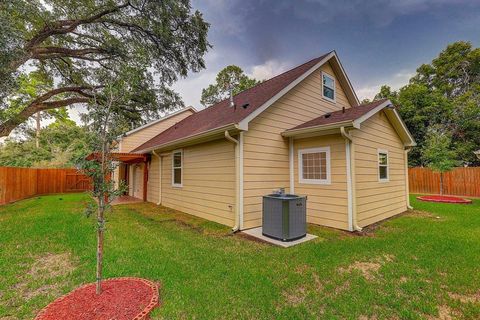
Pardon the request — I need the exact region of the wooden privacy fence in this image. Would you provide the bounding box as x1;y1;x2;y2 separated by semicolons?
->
409;167;480;197
0;167;92;205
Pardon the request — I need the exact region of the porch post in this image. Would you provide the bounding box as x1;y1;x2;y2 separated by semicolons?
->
143;161;148;201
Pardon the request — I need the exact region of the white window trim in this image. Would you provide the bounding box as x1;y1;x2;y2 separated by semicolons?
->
378;148;389;182
321;71;336;103
298;147;331;185
172;149;183;187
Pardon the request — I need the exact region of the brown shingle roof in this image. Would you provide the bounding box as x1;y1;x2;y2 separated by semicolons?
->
132;52;332;152
287;99;389;131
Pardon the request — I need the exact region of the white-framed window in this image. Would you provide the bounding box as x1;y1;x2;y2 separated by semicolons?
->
378;149;389;182
298;147;331;184
172;149;183;187
322;71;336;102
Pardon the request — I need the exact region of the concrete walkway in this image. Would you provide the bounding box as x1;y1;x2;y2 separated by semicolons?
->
111;195;143;205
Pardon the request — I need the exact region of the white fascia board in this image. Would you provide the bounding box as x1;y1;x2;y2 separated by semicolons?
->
352;100;392;127
351;99;416;147
133;123;240;154
387;109;417;147
281;120;354;137
330;52;360;106
238;52;336;129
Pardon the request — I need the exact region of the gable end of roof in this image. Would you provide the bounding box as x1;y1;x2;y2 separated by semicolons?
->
120;106;196;139
132;51;362;153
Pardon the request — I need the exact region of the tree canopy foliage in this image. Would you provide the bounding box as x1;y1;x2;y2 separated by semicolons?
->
0;118;92;167
0;0;210;137
372;41;480;166
422;125;459;173
200;65;260;107
422;126;459;195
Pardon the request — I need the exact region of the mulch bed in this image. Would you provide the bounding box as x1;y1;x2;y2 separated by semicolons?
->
35;277;159;320
417;195;472;204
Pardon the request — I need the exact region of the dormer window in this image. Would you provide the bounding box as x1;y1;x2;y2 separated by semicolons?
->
322;72;336;102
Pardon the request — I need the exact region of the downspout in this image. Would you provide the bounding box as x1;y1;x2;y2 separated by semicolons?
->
289;137;295;194
404;147;413;210
225;130;242;232
340;127;362;232
152;150;162;205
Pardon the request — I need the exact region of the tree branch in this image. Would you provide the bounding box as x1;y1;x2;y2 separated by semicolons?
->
10;3;130;70
30;86;97;105
31;46;117;61
0;96;90;137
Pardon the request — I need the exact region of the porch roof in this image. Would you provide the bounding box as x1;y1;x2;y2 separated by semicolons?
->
86;152;149;164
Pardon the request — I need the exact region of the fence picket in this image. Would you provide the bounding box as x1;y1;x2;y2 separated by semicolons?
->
409;167;480;197
0;167;92;205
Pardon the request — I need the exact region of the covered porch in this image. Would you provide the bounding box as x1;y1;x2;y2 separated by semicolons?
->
87;152;150;202
112;153;150;202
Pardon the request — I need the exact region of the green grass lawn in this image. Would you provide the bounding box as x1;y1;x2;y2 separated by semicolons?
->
0;194;479;319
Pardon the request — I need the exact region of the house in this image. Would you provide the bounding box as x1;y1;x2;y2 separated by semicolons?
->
112;107;195;200
112;51;416;232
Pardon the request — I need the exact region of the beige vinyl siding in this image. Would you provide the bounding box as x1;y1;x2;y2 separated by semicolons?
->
293;134;349;229
147;156;160;203
160;139;236;226
119;109;194;152
352;111;408;226
242;62;352;229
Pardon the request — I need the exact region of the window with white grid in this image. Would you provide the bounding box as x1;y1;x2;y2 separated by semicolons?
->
378;149;389;182
298;147;331;184
172;149;183;187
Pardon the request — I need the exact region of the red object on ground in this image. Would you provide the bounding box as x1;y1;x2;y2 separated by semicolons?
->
417;195;472;204
35;278;159;320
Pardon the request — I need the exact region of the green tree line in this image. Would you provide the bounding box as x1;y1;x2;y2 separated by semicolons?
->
368;41;480;167
0;118;92;168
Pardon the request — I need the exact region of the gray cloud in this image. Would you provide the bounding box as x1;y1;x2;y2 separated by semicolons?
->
280;0;479;26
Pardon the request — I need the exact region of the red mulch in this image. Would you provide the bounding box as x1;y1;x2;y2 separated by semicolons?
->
417;195;472;204
35;278;159;320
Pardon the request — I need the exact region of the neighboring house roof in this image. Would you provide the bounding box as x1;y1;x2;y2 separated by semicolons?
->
283;99;416;147
120;106;196;138
132;51;359;153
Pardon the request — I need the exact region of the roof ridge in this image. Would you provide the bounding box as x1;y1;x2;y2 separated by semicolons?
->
328;98;387;113
201;51;332;110
131;52;336;153
244;52;332;90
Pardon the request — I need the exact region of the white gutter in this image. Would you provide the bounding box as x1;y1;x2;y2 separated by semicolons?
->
289;137;295;194
224;130;242;232
404;147;413;210
282;120;354;138
152;150;162;205
340;127;362;232
135;123;239;154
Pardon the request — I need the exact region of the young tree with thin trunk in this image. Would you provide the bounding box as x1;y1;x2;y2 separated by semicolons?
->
422;126;459;195
79;79;130;294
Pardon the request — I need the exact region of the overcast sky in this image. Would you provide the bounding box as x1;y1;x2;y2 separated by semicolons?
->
32;0;480;129
170;0;480;109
